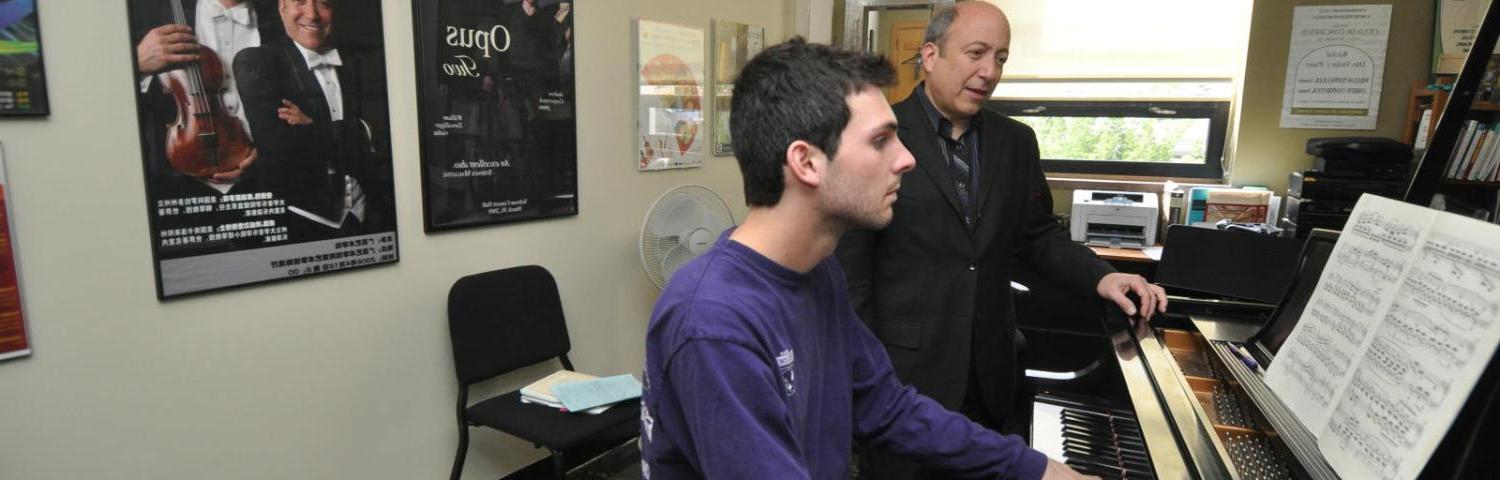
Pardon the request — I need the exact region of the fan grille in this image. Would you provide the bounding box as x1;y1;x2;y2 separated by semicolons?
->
640;185;735;289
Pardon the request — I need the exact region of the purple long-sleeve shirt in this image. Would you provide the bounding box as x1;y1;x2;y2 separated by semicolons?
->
641;233;1047;479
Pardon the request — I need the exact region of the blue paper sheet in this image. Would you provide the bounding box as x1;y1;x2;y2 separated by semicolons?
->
553;374;642;412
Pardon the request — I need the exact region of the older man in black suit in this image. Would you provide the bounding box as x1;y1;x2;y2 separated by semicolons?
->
233;0;388;241
838;3;1167;479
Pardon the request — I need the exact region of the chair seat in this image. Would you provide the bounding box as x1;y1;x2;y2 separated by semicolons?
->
467;390;640;450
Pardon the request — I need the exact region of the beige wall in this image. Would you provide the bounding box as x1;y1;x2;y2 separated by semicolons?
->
1232;0;1434;193
0;0;781;478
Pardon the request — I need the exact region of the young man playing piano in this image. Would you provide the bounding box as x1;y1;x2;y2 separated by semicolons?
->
640;38;1094;480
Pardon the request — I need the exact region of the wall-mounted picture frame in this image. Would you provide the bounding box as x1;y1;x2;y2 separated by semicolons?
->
0;144;30;362
637;18;705;171
413;0;578;231
710;20;764;156
126;0;400;298
0;0;50;116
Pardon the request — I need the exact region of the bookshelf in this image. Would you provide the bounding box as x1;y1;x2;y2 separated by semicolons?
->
1407;0;1500;223
1404;81;1450;148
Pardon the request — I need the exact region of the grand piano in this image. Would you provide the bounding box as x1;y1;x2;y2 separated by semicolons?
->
1022;224;1500;479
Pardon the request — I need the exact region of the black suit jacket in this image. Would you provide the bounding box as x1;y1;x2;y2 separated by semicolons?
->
836;89;1113;418
233;39;385;230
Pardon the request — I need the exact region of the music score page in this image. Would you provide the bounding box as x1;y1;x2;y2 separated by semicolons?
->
1264;194;1500;480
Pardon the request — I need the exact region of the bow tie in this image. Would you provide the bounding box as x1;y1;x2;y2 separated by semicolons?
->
305;49;343;69
209;3;252;26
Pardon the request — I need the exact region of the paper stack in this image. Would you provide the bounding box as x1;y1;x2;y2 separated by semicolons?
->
519;370;612;415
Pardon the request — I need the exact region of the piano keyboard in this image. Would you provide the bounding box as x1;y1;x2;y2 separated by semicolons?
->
1032;395;1155;479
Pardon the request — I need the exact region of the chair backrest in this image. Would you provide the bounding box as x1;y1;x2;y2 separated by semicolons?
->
448;265;572;386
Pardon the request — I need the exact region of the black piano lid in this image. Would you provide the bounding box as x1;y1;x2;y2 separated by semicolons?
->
1245;228;1340;368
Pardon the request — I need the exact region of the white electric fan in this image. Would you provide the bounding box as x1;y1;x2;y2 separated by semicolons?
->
639;185;736;289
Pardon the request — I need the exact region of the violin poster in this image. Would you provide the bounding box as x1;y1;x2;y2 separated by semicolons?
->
0;0;49;116
413;0;578;231
0;145;30;362
126;0;399;298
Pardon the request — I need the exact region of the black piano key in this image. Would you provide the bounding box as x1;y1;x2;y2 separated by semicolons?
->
1061;410;1143;433
1063;435;1149;458
1060;426;1148;451
1059;422;1147;445
1058;415;1142;434
1062;442;1152;470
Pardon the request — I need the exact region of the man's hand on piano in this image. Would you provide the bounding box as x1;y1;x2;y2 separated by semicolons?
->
1096;273;1167;320
1042;458;1100;480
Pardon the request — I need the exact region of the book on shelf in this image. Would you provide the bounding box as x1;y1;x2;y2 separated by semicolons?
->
1414;108;1433;150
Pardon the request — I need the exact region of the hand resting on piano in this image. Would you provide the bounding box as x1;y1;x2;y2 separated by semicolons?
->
1044;458;1101;479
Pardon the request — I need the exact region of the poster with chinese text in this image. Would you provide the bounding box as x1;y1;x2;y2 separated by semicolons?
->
414;0;578;231
0;0;49;115
127;0;399;298
637;19;705;171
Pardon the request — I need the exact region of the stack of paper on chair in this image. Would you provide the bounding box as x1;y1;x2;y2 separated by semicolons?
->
519;370;612;414
553;374;643;413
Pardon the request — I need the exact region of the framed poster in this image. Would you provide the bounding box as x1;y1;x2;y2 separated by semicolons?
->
0;145;29;362
0;0;49;116
637;19;705;171
1279;4;1392;130
126;0;399;298
414;0;578;231
711;20;764;156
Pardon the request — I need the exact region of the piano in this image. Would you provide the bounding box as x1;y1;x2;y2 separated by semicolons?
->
1024;227;1500;479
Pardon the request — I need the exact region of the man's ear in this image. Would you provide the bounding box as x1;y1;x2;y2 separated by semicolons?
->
920;42;940;75
784;139;826;189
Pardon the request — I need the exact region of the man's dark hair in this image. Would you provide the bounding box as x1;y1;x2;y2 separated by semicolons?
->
923;6;958;52
730;37;895;207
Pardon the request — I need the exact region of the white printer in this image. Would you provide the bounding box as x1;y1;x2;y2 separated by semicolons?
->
1070;190;1159;249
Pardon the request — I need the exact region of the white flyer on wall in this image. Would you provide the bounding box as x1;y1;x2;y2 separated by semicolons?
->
1279;4;1391;130
636;19;706;171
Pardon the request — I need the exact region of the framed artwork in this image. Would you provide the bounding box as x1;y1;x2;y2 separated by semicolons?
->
126;0;399;298
413;0;578;231
0;0;49;116
637;19;705;171
0;144;29;362
710;20;764;156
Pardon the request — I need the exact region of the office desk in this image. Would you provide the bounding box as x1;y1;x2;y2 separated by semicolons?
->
1089;245;1160;281
1089;246;1156;264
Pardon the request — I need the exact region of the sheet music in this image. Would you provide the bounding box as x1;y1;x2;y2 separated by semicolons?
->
1265;195;1433;431
1266;194;1500;480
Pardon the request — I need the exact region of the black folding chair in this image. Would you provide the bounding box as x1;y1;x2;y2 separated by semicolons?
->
447;265;639;480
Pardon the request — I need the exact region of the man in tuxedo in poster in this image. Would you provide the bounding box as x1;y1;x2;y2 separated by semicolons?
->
233;0;390;241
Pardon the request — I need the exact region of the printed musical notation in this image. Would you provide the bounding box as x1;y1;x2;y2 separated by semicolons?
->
1321;272;1381;315
1335;245;1404;283
1269;194;1500;480
1277;347;1335;407
1309;299;1367;345
1348;210;1421;252
1385;305;1477;370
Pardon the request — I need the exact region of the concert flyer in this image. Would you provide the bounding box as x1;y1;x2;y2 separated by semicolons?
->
414;0;578;231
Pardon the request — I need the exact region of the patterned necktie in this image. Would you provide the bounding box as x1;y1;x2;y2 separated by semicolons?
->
949;137;973;225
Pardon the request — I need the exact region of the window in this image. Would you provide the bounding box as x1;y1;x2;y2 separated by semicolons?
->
989;0;1253;179
988;99;1229;178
